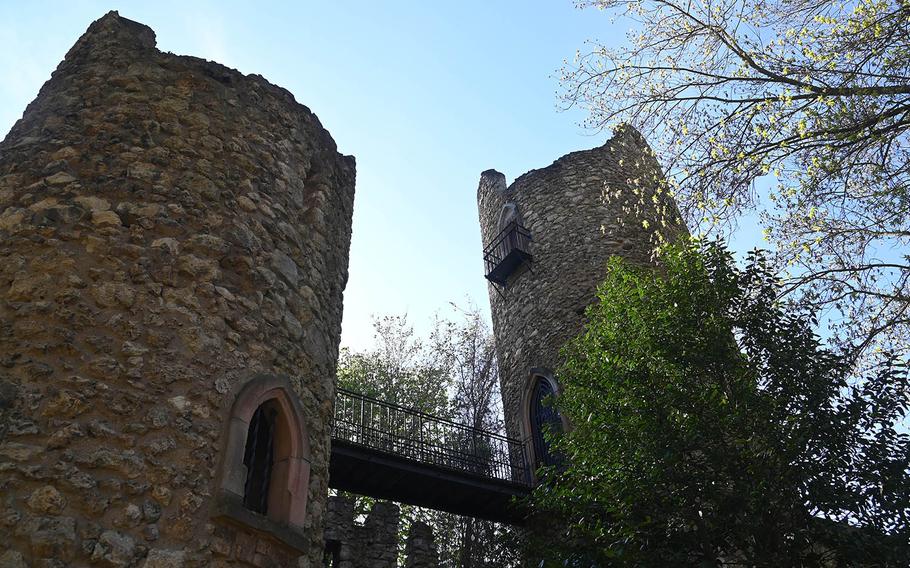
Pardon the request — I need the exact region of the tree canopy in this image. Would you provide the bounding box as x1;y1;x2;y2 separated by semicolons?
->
531;242;910;566
560;0;910;359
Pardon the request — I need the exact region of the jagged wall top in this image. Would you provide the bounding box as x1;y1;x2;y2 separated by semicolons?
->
477;124;653;200
66;10;157;58
4;11;349;165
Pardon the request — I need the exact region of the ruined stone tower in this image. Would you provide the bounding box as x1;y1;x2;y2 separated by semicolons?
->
0;12;354;567
477;126;685;474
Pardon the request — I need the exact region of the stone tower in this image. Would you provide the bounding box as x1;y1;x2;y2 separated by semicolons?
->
0;12;354;567
476;126;685;474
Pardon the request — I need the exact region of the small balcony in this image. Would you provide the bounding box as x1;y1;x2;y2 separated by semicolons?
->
483;221;532;286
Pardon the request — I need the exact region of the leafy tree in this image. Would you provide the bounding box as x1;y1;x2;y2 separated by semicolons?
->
338;314;450;416
532;241;910;566
560;0;910;360
431;307;521;568
338;310;521;567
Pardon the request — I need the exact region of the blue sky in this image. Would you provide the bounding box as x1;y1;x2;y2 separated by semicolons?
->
0;1;761;351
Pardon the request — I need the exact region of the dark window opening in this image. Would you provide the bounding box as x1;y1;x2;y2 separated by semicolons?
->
530;376;563;468
323;540;341;568
243;402;278;514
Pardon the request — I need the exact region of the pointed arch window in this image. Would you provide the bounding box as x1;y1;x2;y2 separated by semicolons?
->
497;202;521;234
215;374;311;553
242;402;278;514
529;374;563;469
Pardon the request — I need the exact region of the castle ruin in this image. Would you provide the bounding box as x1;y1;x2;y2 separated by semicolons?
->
0;10;687;568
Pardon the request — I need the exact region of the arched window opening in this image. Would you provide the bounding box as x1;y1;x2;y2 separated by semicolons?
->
242;401;278;514
217;374;311;537
529;375;563;469
496;203;523;257
497;202;521;232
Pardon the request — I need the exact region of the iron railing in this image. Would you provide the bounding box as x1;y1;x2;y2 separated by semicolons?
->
332;388;532;486
483;221;532;284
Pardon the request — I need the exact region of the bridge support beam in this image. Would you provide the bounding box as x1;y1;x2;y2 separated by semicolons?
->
329;440;529;525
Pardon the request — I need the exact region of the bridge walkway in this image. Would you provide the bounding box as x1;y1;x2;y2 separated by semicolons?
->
328;389;532;524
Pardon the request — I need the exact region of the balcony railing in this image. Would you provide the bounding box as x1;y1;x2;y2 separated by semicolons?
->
483;221;532;286
332;388;532;487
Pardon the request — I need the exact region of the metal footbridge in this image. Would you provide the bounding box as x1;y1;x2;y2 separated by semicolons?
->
328;389;532;524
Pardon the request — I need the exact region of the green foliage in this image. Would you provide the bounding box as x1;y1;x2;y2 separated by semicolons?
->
338;314;451;417
531;241;910;566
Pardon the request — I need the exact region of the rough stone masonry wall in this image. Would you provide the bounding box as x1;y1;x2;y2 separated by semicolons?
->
403;522;439;568
323;497;439;568
323;497;397;568
477;125;686;449
0;11;354;568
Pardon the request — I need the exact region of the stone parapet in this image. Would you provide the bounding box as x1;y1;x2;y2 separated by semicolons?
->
323;497;440;568
404;522;439;568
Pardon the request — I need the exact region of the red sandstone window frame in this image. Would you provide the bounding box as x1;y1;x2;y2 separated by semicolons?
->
215;374;311;535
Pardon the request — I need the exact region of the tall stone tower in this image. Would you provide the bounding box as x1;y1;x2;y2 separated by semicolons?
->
0;12;354;567
476;126;685;475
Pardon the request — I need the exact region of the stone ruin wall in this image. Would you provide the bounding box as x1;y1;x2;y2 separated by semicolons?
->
324;497;396;568
401;523;438;568
0;11;354;567
476;126;687;448
323;497;439;568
